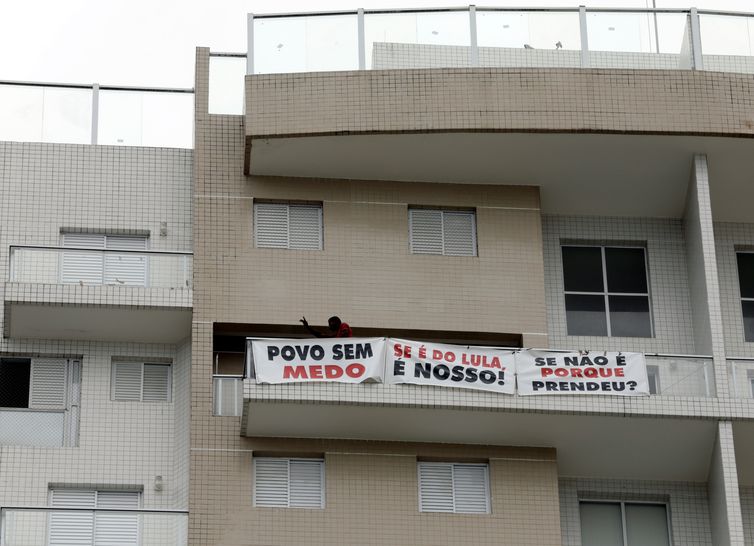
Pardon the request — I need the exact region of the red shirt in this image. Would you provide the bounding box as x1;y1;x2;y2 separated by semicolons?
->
337;322;353;337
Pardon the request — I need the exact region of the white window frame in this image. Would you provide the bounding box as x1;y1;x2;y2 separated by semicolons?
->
736;251;754;342
562;244;654;337
48;488;142;546
579;499;672;546
409;208;477;257
253;203;323;250
417;462;490;514
253;457;325;509
111;362;172;403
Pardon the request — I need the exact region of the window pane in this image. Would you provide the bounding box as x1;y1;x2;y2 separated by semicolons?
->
580;502;624;546
742;301;754;342
565;294;607;336
606;248;648;294
737;253;754;298
609;295;652;337
0;359;31;408
625;504;670;546
562;247;604;292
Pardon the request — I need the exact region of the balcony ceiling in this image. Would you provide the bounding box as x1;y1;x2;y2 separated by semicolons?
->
249;132;754;221
244;401;717;482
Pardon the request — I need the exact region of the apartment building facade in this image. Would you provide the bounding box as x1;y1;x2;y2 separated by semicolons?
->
3;5;754;546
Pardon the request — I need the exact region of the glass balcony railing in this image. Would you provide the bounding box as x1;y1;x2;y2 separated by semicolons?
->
644;354;714;397
728;359;754;399
1;507;187;546
8;246;192;290
0;82;193;148
245;6;754;76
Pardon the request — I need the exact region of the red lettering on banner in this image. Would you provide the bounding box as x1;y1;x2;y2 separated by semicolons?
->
346;363;365;378
283;366;308;379
282;364;367;380
540;367;625;379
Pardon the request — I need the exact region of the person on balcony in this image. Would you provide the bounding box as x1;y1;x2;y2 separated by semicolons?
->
300;316;353;338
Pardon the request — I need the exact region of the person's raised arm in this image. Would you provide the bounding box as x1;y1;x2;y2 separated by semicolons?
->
300;316;334;338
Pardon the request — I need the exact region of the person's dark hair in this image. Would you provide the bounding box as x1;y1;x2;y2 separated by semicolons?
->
327;316;342;331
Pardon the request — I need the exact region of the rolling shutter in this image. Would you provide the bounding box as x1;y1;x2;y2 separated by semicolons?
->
254;458;290;507
112;362;142;401
255;203;289;249
443;212;476;256
409;209;444;255
288;206;322;250
103;236;147;286
418;463;454;512
254;458;325;508
62;233;105;284
418;462;489;514
142;364;170;402
50;489;96;546
452;464;490;514
289;459;325;508
94;491;140;546
255;203;322;250
29;358;67;409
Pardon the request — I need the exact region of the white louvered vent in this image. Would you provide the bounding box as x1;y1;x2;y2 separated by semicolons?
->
113;362;171;402
409;209;476;256
254;458;324;509
142;363;171;402
62;233;106;285
255;203;322;250
29;359;67;409
112;362;142;401
418;462;489;514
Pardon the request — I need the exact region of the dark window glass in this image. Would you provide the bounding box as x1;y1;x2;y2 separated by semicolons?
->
737;253;754;298
0;359;31;408
609;296;652;337
742;301;754;342
605;248;648;294
565;294;607;336
562;247;604;292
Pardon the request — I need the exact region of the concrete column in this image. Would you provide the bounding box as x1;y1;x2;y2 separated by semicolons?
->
683;154;729;397
708;421;745;546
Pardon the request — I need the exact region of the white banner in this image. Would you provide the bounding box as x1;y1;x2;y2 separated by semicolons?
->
515;350;649;396
252;338;386;384
386;339;515;394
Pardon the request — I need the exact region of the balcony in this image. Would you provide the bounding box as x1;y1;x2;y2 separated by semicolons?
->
239;350;718;483
4;246;192;343
0;507;187;546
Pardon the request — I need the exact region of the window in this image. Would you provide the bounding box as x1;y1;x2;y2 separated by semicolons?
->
409;209;477;256
62;233;148;286
253;458;324;508
0;358;80;447
254;203;322;250
417;462;490;514
579;501;670;546
736;252;754;341
49;489;140;546
562;246;652;337
212;335;246;416
112;362;171;402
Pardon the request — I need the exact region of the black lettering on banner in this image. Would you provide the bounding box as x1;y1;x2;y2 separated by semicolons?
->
393;360;405;376
433;364;450;380
355;344;373;359
415;362;431;379
465;368;478;382
451;366;464;382
332;345;343;360
479;370;495;384
267;346;280;360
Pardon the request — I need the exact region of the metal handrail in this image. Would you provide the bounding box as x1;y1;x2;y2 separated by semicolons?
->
9;245;192;256
0;80;193;94
250;6;754;19
2;506;188;514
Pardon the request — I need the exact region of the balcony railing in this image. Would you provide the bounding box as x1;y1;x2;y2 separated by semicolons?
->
241;347;715;399
8;246;192;290
728;358;754;399
0;507;187;546
0;81;193;148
